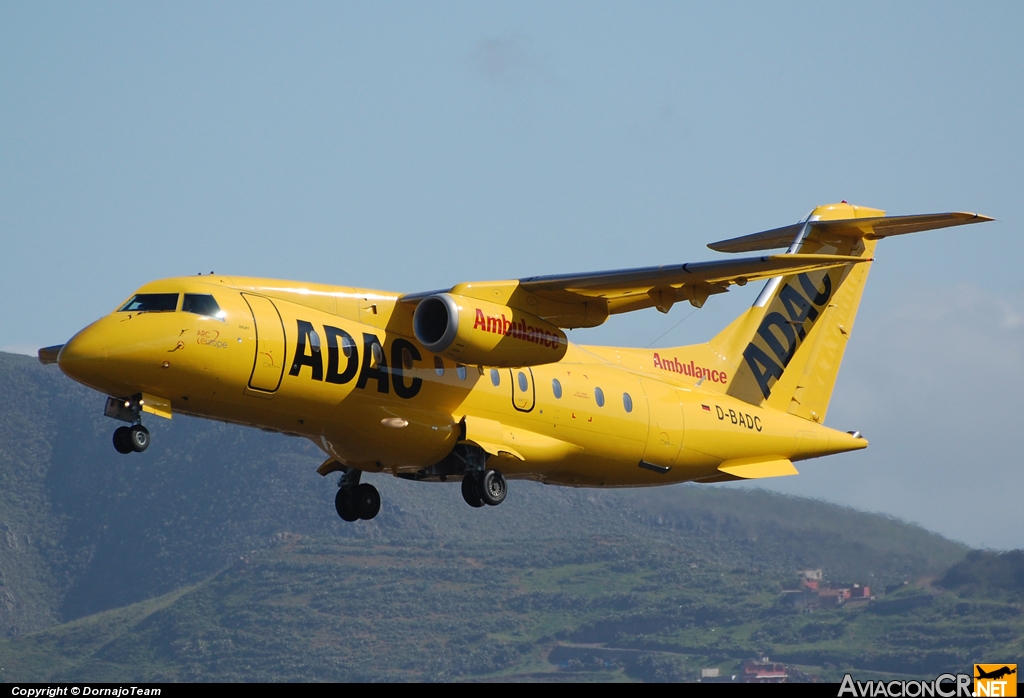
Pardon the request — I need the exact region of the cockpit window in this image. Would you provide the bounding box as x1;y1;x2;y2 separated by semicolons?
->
119;293;179;312
182;294;225;320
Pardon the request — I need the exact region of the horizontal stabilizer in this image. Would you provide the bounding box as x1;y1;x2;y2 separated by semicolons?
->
38;345;64;365
709;212;993;254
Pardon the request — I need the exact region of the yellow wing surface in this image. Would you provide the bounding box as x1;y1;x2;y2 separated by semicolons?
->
401;252;867;329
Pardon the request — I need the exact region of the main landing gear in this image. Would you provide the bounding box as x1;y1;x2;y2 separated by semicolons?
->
461;469;507;508
334;468;380;522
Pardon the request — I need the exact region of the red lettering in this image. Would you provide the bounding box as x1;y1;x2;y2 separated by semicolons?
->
474;308;486;330
650;355;731;382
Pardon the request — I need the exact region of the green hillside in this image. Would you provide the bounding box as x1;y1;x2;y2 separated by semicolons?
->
1;350;1018;682
1;535;1019;682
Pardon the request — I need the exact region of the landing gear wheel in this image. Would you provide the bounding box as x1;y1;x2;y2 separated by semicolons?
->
129;425;150;453
480;469;506;506
335;488;359;522
461;474;485;508
354;483;381;520
113;426;133;454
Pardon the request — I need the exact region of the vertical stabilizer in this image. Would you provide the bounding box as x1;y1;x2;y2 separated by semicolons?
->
707;203;881;422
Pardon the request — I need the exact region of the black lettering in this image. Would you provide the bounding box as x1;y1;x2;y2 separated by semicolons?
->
324;325;358;385
778;284;819;340
716;405;725;420
289;320;323;381
357;333;389;393
754;416;762;432
743;343;784;399
729;409;737;424
797;271;832;306
390;338;422;399
757;312;798;365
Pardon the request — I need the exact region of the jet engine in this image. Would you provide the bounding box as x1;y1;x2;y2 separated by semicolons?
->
412;293;568;367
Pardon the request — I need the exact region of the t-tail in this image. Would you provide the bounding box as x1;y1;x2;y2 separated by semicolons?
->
699;202;992;423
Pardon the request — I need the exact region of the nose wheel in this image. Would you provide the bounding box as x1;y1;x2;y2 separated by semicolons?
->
106;395;150;455
113;424;150;454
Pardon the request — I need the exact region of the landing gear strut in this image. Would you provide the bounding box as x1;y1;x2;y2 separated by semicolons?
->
334;469;380;521
106;396;150;455
461;469;507;508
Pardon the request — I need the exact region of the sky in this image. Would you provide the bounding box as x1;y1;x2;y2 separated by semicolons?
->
2;2;1021;548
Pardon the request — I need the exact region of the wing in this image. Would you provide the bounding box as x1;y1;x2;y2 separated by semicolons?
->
401;252;866;329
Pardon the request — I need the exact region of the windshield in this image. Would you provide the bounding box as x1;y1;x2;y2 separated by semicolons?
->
118;293;179;312
182;293;225;320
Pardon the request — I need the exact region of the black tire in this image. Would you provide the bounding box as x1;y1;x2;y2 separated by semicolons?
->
129;425;150;452
461;474;485;508
480;469;507;506
113;426;133;454
354;483;381;520
335;488;359;522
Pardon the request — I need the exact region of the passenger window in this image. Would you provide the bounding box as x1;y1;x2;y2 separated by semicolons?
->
552;378;562;399
457;364;467;381
623;392;633;413
518;371;528;392
490;369;501;387
182;294;225;320
434;356;445;377
595;387;605;407
119;293;179;312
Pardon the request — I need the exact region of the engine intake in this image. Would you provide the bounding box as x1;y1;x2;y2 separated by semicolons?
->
413;293;567;367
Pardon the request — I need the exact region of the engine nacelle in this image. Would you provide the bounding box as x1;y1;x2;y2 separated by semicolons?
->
413;293;568;367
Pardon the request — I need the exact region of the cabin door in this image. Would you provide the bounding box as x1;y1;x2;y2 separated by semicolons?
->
242;293;287;393
639;378;685;471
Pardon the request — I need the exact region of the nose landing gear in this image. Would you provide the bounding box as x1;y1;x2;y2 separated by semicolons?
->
112;424;150;454
106;395;150;455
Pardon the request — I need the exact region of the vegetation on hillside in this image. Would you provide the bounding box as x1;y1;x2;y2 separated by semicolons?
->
1;351;1017;682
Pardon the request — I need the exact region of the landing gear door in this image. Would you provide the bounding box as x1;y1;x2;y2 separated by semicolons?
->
242;293;287;393
510;368;536;412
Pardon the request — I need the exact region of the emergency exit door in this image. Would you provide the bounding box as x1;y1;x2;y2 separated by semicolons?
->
510;368;536;412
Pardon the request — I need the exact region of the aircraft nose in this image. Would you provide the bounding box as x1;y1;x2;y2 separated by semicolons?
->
58;323;109;388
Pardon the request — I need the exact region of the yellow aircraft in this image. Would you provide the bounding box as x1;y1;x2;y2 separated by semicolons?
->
38;203;991;522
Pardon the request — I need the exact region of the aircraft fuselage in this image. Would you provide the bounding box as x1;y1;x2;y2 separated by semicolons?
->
57;274;865;489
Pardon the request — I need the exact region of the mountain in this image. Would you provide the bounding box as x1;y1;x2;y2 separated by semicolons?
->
3;351;1018;682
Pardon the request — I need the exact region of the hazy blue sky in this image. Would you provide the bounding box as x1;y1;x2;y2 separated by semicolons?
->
2;3;1021;547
